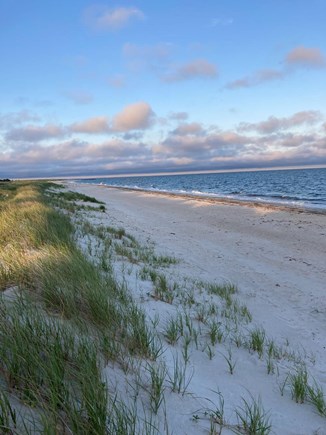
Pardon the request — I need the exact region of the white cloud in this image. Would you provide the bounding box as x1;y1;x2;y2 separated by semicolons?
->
84;6;144;31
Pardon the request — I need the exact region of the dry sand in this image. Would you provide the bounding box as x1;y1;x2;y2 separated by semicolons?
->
68;182;326;434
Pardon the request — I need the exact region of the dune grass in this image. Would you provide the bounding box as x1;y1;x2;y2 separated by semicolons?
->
0;181;161;432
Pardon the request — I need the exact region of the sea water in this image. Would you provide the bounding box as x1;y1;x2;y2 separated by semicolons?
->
77;168;326;211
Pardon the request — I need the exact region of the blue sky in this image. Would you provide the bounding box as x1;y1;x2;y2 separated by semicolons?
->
1;0;326;178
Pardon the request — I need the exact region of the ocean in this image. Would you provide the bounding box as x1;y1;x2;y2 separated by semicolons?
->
76;167;326;211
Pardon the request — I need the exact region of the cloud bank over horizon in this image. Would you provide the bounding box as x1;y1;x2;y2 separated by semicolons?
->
1;105;325;178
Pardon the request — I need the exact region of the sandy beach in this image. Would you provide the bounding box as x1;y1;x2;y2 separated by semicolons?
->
67;182;326;434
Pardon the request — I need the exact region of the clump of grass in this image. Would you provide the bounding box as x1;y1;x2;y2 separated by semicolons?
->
0;388;18;433
164;314;183;345
208;320;223;346
125;305;162;360
207;283;237;301
195;305;210;324
167;355;193;395
54;190;105;204
193;391;225;434
249;327;266;358
137;248;178;268
107;226;126;239
147;363;167;414
207;392;225;434
221;348;237;375
235;395;272;435
152;274;175;304
307;381;326;416
289;366;308;404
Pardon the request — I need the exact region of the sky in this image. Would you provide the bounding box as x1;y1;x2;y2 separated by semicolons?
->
1;0;326;178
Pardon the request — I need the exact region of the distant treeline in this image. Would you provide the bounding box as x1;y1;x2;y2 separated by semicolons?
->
0;179;11;182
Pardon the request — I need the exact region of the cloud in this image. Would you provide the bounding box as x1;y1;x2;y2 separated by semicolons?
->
112;102;155;131
0;138;151;177
70;102;155;134
64;91;93;105
238;111;323;134
168;112;189;121
2;106;325;177
0;111;40;129
5;124;66;142
226;68;285;89
211;17;234;27
70;116;110;134
172;122;203;136
163;59;218;82
84;6;144;31
154;129;249;158
226;45;325;90
285;46;325;68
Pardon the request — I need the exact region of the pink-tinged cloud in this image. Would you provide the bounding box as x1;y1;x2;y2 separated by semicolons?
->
112;102;155;131
172;122;203;136
5;124;66;142
69;102;155;134
227;46;325;90
70;116;110;134
226;68;285;89
154;130;250;157
85;6;144;31
163;59;218;82
238;111;322;134
285;46;325;68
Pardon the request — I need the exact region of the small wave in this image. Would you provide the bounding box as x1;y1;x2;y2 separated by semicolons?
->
75;168;326;211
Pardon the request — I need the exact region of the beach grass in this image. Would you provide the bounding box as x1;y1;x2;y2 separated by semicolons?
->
0;181;163;432
1;180;325;433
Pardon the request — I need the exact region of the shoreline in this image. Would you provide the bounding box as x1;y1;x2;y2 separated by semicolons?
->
67;181;326;215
